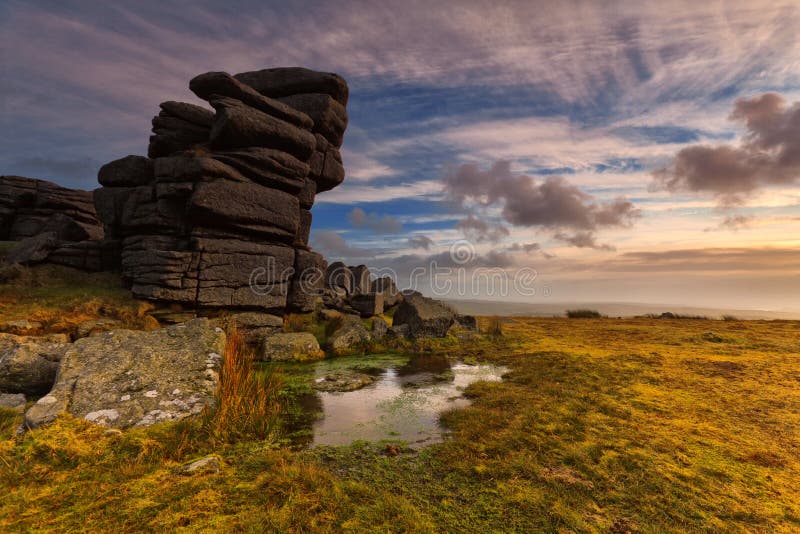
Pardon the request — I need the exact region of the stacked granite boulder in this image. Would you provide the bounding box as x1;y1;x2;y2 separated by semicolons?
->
0;175;117;271
93;68;348;312
323;262;402;318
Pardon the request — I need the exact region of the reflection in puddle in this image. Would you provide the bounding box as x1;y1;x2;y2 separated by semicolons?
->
286;354;506;449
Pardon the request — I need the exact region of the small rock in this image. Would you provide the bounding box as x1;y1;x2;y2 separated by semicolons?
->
0;319;43;336
179;456;221;475
76;318;122;339
0;393;26;412
0;334;69;395
312;371;375;392
261;332;323;361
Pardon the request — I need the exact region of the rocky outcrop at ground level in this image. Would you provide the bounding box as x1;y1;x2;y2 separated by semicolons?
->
24;319;225;430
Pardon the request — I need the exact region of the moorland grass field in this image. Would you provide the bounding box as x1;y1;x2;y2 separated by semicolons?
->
1;266;799;531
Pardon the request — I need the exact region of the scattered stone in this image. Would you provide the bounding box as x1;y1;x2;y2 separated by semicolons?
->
313;371;375;392
261;332;323;361
179;455;222;475
0;319;43;336
387;324;410;340
328;315;371;353
0;393;26;412
371;276;401;307
392;293;456;338
0;334;69;395
318;309;343;322
24;319;226;430
350;293;384;318
349;264;371;295
76;318;122;339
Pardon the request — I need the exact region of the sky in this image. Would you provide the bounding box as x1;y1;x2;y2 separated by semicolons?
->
2;0;800;311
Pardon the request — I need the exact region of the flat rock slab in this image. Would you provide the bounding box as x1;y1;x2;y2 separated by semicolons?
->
25;319;226;430
313;371;375;392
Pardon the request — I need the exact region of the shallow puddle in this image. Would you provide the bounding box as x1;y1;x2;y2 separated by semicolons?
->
279;354;507;449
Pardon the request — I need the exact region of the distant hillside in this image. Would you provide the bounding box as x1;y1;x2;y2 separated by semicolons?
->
445;299;800;320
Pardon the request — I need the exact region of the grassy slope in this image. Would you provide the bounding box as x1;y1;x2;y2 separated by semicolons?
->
1;311;799;531
0;261;157;334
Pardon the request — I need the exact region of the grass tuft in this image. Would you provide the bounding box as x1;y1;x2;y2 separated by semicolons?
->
481;316;504;336
200;327;283;446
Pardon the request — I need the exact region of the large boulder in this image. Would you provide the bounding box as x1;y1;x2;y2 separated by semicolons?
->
287;249;326;312
278;93;347;147
0;334;70;395
148;102;212;159
98;155;154;187
349;293;384;318
326;262;353;294
190;71;313;129
392;294;456;338
328;315;371;353
212;147;308;193
260;332;322;361
208;96;316;160
189;179;300;242
349;264;371;295
0;175;103;244
371;276;401;307
24;319;226;430
234;67;349;106
0;393;26;412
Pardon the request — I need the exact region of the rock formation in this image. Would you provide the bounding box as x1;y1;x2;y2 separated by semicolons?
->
0;176;117;271
93;68;348;313
24;319;225;429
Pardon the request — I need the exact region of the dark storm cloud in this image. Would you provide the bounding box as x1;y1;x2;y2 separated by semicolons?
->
654;93;800;204
443;160;639;248
347;208;403;234
444;161;640;230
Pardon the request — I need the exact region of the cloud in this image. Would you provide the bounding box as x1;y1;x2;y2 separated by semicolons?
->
509;241;554;259
311;231;374;259
553;231;615;251
704;214;754;232
653;93;800;205
407;235;435;250
443;160;640;248
455;214;509;243
347;207;403;234
315;180;443;204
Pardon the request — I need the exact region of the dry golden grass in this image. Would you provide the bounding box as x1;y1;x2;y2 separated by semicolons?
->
201;328;283;446
1;314;799;531
0;263;157;336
